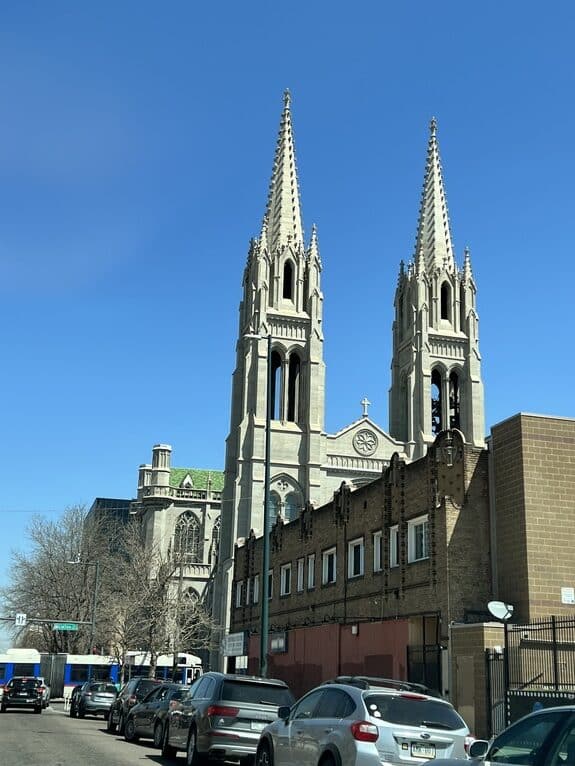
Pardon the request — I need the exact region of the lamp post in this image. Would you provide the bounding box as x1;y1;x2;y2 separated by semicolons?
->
245;333;272;677
68;559;100;654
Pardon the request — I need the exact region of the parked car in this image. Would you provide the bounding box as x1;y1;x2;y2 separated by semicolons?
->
0;676;45;714
123;682;191;747
69;680;118;719
107;676;163;734
434;705;575;766
35;676;51;708
255;676;472;766
161;672;295;764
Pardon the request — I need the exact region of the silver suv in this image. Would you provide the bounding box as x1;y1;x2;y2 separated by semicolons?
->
161;672;294;764
255;676;472;766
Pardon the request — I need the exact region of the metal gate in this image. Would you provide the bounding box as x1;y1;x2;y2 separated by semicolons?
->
486;648;506;737
407;644;442;694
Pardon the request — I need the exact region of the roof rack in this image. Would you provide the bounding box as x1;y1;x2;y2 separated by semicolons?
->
325;676;441;697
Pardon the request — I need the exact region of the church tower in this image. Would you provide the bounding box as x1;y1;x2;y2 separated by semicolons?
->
389;119;485;459
215;91;325;639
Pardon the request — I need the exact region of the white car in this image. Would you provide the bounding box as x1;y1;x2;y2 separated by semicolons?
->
36;676;51;708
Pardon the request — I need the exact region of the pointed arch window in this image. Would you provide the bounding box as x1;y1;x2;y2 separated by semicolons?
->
210;516;221;566
270;492;281;520
287;352;301;422
449;371;460;430
283;260;294;300
398;295;404;336
285;493;300;522
270;350;282;420
459;290;466;332
440;282;451;321
431;369;443;435
173;511;202;564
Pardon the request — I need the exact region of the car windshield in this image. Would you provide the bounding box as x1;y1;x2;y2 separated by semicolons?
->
221;681;294;706
364;694;466;730
89;683;117;694
171;688;190;701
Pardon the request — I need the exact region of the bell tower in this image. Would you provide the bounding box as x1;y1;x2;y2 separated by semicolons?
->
215;91;325;645
389;119;485;459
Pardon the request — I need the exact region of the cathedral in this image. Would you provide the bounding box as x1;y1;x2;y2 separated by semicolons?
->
214;91;485;651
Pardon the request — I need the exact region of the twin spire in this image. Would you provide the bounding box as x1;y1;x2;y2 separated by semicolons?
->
413;117;456;272
263;89;304;253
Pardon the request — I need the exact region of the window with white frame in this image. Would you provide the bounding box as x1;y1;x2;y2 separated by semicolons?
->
373;530;383;572
347;537;364;578
307;553;316;589
235;580;243;608
390;525;399;568
322;547;337;585
280;563;292;596
253;574;260;604
297;558;304;592
268;569;273;599
408;516;429;562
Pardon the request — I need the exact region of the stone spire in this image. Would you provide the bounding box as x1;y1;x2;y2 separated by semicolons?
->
413;118;455;272
264;89;304;253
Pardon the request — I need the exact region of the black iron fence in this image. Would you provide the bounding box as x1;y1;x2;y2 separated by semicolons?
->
407;643;442;694
487;616;575;735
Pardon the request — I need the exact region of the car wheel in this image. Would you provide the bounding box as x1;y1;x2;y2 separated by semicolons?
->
255;741;274;766
124;717;139;742
161;723;177;759
106;711;117;733
118;712;125;735
0;704;5;714
318;755;336;766
153;721;164;748
69;703;77;718
78;704;86;719
186;726;205;766
34;706;42;714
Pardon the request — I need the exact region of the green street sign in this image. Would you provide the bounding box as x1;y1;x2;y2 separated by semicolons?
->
53;622;78;631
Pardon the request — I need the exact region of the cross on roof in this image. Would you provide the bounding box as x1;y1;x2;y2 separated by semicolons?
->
361;397;371;418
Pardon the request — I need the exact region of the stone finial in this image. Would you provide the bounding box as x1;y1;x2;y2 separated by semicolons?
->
283;88;291;109
430;116;437;137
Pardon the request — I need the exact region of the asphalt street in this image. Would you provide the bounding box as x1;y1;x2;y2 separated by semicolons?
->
0;702;169;766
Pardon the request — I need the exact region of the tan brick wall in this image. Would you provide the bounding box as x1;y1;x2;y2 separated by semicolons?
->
492;414;575;621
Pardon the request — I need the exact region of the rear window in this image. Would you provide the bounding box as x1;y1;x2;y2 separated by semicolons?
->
89;683;117;694
136;679;162;697
364;694;466;731
9;678;40;690
221;681;294;707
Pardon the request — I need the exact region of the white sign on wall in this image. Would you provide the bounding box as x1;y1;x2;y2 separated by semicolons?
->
222;632;246;656
561;587;575;605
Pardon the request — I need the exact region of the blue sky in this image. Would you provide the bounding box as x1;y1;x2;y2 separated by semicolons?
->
1;1;575;644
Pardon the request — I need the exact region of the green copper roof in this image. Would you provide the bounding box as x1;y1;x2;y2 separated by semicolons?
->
169;468;225;492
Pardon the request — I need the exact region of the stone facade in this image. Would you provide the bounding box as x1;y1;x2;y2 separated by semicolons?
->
214;95;485;652
130;444;223;600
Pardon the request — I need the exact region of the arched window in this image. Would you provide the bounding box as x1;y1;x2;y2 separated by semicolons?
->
284;493;300;521
459;290;466;332
431;369;443;435
173;511;202;564
287;352;301;422
440;282;451;321
270;492;281;520
400;374;409;442
209;516;221;566
449;371;460;430
283;261;294;300
398;295;404;335
270;350;282;420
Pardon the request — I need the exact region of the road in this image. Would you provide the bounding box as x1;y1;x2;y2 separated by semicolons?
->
0;702;169;766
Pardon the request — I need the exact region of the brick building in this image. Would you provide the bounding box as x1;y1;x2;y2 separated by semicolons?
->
230;414;575;737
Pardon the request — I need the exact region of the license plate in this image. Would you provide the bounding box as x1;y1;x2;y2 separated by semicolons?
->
250;721;266;731
411;743;436;759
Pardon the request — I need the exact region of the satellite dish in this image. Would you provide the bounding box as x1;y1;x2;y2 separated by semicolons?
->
488;601;514;622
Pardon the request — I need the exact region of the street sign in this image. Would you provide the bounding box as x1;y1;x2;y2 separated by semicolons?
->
222;631;247;656
53;622;78;631
15;612;27;627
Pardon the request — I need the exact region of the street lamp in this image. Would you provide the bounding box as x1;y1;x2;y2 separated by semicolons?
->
68;558;100;654
245;333;272;677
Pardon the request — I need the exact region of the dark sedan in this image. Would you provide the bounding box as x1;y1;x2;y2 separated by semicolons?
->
124;682;191;747
0;677;44;714
434;705;575;766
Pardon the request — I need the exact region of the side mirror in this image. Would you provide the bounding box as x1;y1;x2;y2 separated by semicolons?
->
468;740;489;759
277;705;291;722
